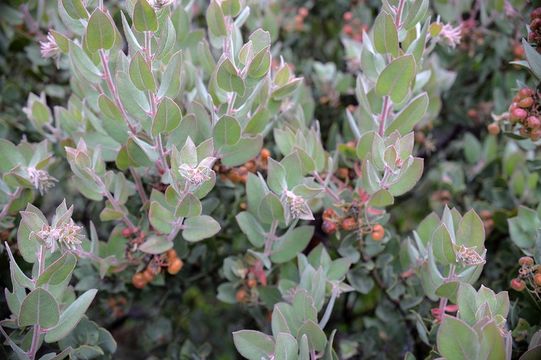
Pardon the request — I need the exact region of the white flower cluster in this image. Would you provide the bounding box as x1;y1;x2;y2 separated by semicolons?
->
34;220;84;252
455;245;486;266
27;167;58;195
281;190;314;223
40;32;60;59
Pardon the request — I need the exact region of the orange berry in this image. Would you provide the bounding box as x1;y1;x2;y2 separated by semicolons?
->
534;273;541;286
246;278;257;288
337;167;349;179
260;148;271;160
142;268;155;283
132;273;146;289
168;258;183;275
322;208;337;221
341;217;357;231
236;288;248;303
372;224;385;241
518;97;534;108
487;123;500;135
519;256;534;266
166;249;177;259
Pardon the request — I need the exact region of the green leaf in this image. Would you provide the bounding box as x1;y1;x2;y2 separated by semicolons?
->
206;0;227;37
36;253;77;287
221;135;263;166
182;215;221;242
216;58;245;95
248;48;271;79
296;320;327;353
272;78;303;100
99;94;129;143
61;0;88;20
139;234;173;254
403;0;429;31
214;115;241;147
18;288;59;328
523;39;541;80
152;97;181;136
436;281;460;303
129;52;156;91
437;316;479;360
236;212;266;247
267;158;287;194
258;193;285;224
233;330;274;360
86;9;116;52
479;321;507;360
175;193;202;217
375;55;416;104
369;189;394;207
18;206;47;264
386;93;429;135
456;283;478;325
149;201;174;234
221;0;242;17
158;50;183;98
389;157;423;196
431;225;456;265
133;0;158;32
45;289;98;343
275;333;298;360
456;210;485;251
271;226;314;263
373;12;399;57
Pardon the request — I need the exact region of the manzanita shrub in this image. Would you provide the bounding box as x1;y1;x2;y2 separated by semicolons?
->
2;0;541;359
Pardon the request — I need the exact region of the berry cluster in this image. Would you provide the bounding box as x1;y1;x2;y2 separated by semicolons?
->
529;8;541;52
510;256;541;294
106;296;128;318
214;148;270;184
342;11;367;42
321;207;385;241
508;87;541;141
131;249;183;289
235;261;268;304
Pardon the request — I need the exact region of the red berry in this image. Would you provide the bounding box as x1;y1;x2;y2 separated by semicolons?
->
519;88;534;98
531;8;541;20
531;18;541;31
122;228;132;237
343;11;353;21
511;278;526;291
322;220;337;235
527;116;541;129
298;7;309;17
341;217;357;231
511;108;528;122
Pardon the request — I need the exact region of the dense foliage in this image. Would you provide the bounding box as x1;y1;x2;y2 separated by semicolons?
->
1;0;541;359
